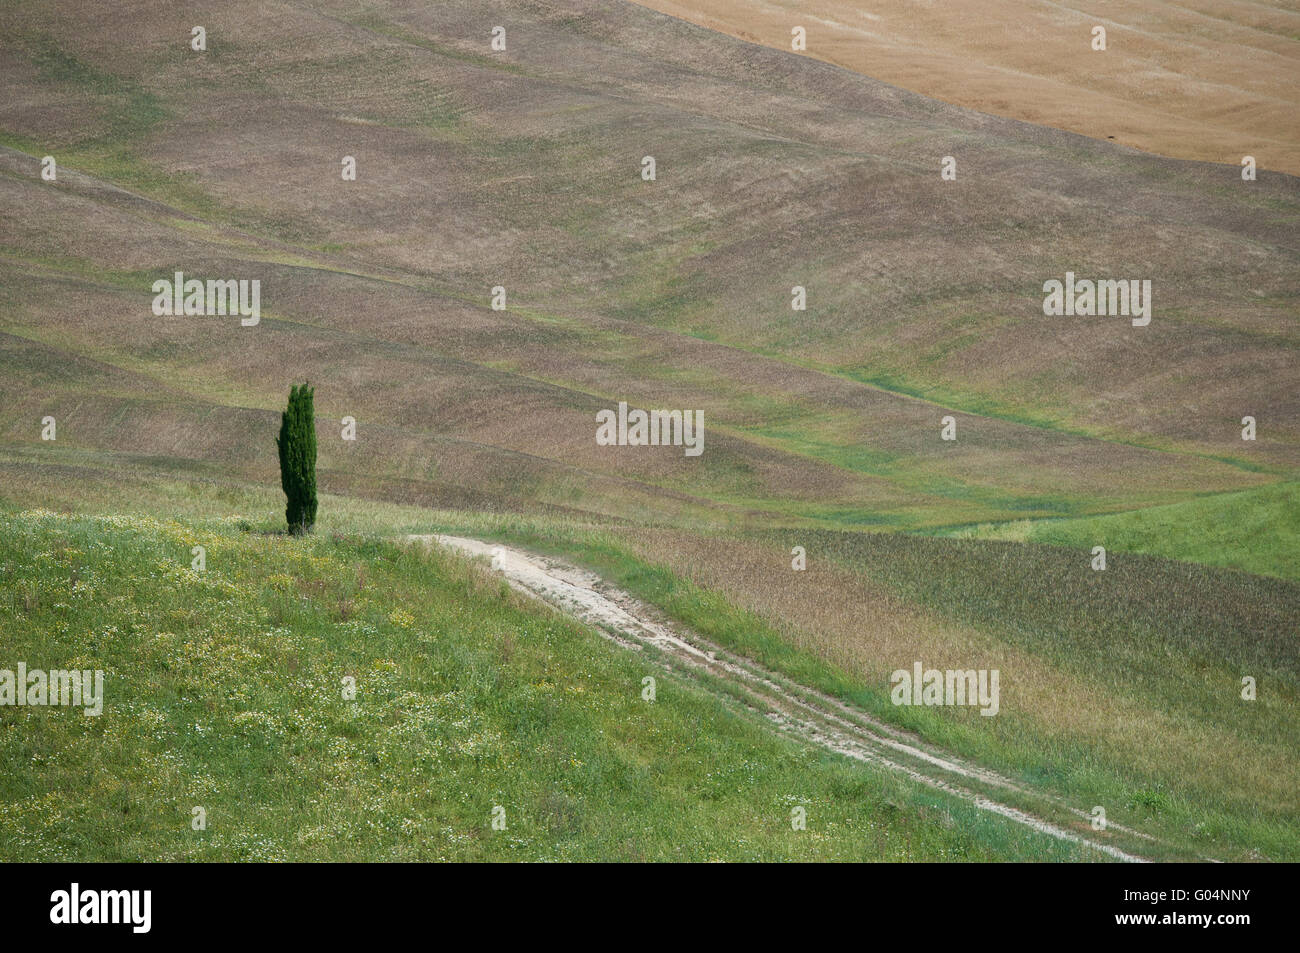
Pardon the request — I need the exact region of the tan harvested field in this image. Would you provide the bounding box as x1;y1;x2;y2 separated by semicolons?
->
632;0;1300;175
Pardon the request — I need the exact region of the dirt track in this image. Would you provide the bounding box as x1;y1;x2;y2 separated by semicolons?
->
414;534;1163;862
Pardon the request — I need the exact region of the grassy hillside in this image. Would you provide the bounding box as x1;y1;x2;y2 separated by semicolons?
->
5;471;1295;860
0;509;1091;861
441;519;1300;861
952;482;1300;583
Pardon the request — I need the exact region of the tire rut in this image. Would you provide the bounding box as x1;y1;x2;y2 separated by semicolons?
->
413;533;1162;862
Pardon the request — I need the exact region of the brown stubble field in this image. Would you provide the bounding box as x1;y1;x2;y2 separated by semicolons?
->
1;3;1294;512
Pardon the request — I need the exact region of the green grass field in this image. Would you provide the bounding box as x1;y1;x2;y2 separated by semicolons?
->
953;482;1300;583
416;520;1300;862
3;473;1296;861
0;509;1094;861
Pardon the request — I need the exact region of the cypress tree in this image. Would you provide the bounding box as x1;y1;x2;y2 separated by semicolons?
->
276;383;318;535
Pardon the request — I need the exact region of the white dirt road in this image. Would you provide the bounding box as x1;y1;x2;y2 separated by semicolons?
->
412;534;1159;862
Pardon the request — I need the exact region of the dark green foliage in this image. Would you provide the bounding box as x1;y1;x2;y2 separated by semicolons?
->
276;383;317;534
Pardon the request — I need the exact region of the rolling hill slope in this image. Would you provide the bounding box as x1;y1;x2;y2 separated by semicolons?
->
1;0;1295;537
3;509;1107;861
1;0;1297;864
